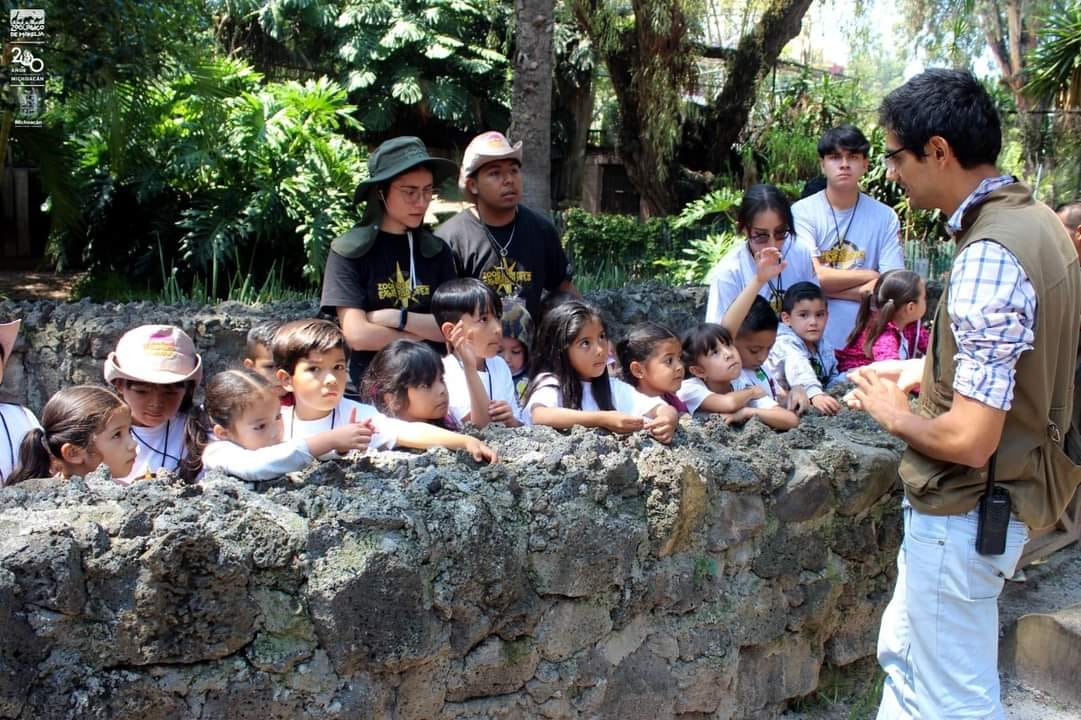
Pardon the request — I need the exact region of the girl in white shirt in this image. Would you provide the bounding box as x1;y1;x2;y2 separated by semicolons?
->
7;386;136;485
201;369;377;483
0;319;41;485
523;301;678;443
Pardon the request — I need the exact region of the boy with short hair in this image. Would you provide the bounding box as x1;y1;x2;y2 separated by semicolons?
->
719;297;800;430
431;278;524;428
792;124;904;349
242;320;290;404
766;282;844;416
273;318;497;461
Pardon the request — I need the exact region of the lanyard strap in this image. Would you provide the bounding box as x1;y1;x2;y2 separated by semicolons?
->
406;232;417;291
0;410;12;482
132;420;181;469
289;407;337;439
828;193;860;252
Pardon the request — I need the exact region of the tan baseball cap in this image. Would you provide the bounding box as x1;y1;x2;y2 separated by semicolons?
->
458;131;523;193
104;325;203;385
0;320;20;362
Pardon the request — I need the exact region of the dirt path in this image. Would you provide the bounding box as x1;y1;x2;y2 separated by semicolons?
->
0;271;82;301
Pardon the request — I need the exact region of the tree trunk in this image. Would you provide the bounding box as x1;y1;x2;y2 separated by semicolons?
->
554;71;593;207
509;0;555;212
700;0;815;173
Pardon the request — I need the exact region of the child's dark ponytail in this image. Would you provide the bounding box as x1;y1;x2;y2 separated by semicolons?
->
5;385;127;486
854;269;924;359
616;322;679;388
6;428;52;486
176;384;206;484
846;291;877;353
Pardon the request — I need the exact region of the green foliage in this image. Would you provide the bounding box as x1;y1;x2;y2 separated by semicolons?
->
54;56;366;294
748;71;860;185
218;0;513;134
561;208;674;281
671;187;741;229
653;231;739;285
1024;2;1081;105
1;0;213;91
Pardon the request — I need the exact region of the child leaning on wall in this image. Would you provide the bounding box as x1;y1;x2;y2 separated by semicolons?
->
275;319;497;463
0;320;43;485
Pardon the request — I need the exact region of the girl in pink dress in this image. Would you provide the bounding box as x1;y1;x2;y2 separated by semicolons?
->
836;269;929;372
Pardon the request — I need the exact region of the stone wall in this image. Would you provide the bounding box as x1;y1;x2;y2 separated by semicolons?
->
0;290;905;719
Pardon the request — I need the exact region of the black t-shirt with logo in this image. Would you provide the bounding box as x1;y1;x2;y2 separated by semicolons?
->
320;229;458;384
435;204;572;322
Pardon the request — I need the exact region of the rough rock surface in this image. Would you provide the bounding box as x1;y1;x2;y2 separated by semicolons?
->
0;414;904;720
0;293;907;719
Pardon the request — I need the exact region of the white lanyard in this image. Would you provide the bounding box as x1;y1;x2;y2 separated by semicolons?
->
407;231;417;291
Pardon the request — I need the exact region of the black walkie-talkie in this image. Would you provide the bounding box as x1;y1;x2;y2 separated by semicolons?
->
975;453;1012;556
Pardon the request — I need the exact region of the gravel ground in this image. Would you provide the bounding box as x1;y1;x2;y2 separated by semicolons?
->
782;542;1081;720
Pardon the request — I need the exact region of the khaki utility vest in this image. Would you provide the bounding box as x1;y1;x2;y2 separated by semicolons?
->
899;183;1081;530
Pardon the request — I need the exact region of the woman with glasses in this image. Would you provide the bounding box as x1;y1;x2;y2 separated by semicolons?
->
704;184;819;324
321;137;461;386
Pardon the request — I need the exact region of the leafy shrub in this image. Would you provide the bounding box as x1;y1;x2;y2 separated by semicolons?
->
671;187;741;229
53;57;366;296
653;231;740;285
560;208;674;281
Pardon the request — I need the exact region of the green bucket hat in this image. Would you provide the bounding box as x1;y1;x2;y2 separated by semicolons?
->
354;136;458;225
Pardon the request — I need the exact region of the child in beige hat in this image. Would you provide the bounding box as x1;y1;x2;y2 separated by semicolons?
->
104;325;204;484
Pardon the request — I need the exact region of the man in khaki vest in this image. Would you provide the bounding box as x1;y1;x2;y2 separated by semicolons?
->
849;70;1081;719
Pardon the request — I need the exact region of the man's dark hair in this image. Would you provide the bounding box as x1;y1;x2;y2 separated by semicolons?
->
818;124;870;158
1057;201;1081;231
781;282;826;314
879;69;1001;169
431;277;502;327
740;296;779;336
800;176;827;199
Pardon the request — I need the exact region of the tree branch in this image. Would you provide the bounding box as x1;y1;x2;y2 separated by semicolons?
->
701;0;815;171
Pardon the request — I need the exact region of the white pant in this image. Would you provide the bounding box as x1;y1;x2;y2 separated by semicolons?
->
877;501;1028;719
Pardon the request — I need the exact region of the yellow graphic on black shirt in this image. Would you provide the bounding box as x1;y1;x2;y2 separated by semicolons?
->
482;257;533;296
377;263;431;308
820;240;865;270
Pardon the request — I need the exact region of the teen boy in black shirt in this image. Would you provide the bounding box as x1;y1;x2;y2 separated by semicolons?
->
436;131;577;324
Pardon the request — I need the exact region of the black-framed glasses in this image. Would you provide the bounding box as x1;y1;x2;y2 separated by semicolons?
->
882;146;915;171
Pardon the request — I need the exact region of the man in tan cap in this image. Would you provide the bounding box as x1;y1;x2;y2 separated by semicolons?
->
436;131;577;325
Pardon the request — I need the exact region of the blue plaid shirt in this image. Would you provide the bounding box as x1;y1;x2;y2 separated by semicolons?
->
945;176;1037;411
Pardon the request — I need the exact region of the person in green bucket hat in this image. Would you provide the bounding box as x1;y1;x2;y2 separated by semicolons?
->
320;137;461;387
